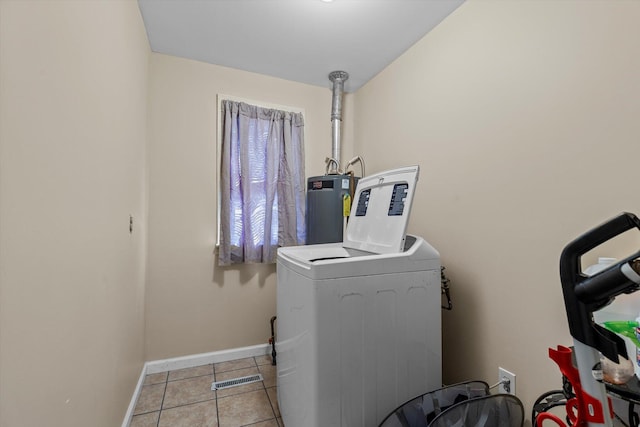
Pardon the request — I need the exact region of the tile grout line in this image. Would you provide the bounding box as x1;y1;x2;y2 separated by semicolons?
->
215;375;221;427
158;366;218;412
260;357;279;423
257;356;279;426
214;367;220;427
156;373;168;427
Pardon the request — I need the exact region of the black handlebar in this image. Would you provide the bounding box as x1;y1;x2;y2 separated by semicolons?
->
559;212;640;362
560;213;640;286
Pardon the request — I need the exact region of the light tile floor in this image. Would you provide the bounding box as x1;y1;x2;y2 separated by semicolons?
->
129;355;283;427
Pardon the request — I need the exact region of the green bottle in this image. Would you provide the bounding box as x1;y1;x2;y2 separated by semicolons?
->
603;321;640;348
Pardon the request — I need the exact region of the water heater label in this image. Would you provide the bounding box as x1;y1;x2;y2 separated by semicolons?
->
355;189;370;216
388;183;408;216
310;180;334;190
342;179;350;189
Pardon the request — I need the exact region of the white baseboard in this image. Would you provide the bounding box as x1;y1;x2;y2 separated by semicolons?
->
145;343;271;374
121;343;272;427
121;364;148;427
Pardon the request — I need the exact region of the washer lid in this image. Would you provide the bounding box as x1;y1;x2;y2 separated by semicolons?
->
343;165;420;254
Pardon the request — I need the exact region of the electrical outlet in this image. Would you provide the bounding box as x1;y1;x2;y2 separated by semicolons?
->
498;367;516;395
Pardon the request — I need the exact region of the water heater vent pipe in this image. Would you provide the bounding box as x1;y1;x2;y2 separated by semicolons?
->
328;70;349;174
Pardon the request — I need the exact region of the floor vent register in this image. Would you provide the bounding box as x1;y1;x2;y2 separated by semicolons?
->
211;374;264;391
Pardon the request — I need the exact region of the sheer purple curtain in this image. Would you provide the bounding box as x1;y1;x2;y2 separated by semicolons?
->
219;100;305;265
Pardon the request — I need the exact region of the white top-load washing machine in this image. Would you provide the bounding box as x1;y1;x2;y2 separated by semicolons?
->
276;165;442;427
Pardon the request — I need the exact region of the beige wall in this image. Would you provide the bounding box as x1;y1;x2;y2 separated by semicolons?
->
145;53;350;359
3;0;639;424
355;0;640;418
0;1;149;426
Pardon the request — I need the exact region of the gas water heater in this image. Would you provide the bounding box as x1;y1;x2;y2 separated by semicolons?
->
305;71;363;244
306;174;356;245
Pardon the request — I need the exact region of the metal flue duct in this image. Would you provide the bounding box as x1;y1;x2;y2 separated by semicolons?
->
327;70;349;174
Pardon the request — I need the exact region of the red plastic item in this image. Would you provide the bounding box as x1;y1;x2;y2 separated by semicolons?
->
536;412;567;426
536;346;613;427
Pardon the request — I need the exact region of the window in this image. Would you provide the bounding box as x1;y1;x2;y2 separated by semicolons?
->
218;98;306;265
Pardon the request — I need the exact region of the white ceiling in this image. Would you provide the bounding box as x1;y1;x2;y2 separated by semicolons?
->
137;0;465;93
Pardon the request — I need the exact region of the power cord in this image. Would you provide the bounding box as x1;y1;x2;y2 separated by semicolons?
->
489;378;511;393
